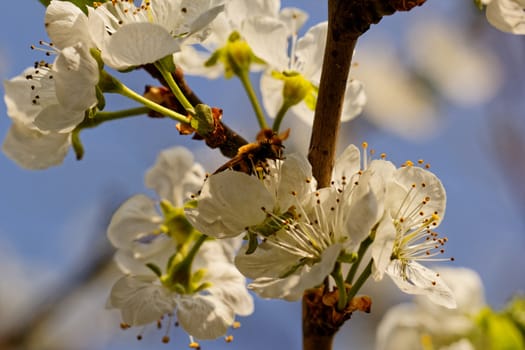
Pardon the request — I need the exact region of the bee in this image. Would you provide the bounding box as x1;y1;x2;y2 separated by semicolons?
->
213;128;290;175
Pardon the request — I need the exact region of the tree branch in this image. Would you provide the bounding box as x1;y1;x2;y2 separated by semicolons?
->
304;0;427;349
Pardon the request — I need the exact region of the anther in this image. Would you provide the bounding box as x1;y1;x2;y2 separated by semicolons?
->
162;336;170;343
225;335;234;343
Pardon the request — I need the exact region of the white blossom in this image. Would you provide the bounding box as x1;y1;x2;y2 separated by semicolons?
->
88;0;225;70
189;145;388;300
107;146;253;339
371;162;456;308
186;153;316;239
260;22;366;124
376;268;484;350
174;0;307;78
107;147;205;271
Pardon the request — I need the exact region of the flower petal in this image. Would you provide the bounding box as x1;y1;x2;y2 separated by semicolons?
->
248;244;341;301
295;22;327;80
385;260;456;309
145;146;205;206
486;0;525;34
45;0;93;48
101;23;181;70
176;294;234;339
390;166;447;225
107;195;163;250
108;275;174;326
53;44;99;112
186;171;274;238
341;79;366;121
241;16;289;68
2;122;70;170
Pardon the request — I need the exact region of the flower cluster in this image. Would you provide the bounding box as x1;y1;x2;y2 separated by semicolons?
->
106;147;253;342
3;0;367;170
376;267;525;350
3;0;224;169
187;143;456;308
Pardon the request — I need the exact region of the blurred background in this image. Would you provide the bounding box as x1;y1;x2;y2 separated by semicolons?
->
0;1;524;349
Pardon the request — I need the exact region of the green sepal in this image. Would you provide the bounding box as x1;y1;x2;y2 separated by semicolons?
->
95;86;106;111
158;54;176;74
97;70;122;93
204;49;221;68
146;263;163;278
245;232;259;255
251;210;296;238
193;282;212;293
338;251;358;264
304;86;318;111
473;0;486;10
71;128;84;160
172;283;186;294
191;104;214;136
160;200;195;245
184;199;198;210
90;48;104;71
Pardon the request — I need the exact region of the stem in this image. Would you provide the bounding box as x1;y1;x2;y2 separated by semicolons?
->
345;234;374;284
332;263;347;311
307;1;358;188
346;259;372;302
168;234;208;284
272;101;292;132
72;107;150;160
92;107;149;124
237;70;268;129
117;82;190;124
155;61;195;114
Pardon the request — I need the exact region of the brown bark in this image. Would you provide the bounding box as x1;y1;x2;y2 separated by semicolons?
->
304;0;427;349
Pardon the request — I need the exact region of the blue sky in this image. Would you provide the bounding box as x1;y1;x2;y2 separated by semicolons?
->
0;1;524;349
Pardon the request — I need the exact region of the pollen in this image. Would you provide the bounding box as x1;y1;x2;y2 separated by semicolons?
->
225;335;234;343
232;321;241;329
189;341;201;349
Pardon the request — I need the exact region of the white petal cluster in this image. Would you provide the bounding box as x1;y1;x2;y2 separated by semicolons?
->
376;267;485;350
187;144;454;306
3;0;226;169
260;22;366;124
371;160;455;308
106;147;253;340
3;1;99;169
483;0;525;34
88;0;224;70
174;0;303;78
